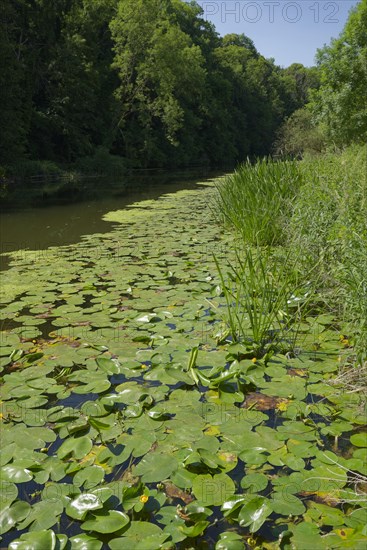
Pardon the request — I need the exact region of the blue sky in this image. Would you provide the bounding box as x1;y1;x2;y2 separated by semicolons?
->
196;0;360;67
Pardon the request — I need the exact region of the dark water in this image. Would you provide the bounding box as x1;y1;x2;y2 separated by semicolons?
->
0;173;217;270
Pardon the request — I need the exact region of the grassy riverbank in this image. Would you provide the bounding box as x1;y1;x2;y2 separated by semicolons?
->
0;154;366;548
215;145;367;362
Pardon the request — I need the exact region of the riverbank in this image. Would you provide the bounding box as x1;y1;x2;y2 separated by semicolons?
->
0;164;366;548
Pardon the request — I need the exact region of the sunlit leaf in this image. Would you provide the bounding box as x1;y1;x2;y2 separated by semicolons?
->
66;494;103;521
81;510;129;533
238;497;272;532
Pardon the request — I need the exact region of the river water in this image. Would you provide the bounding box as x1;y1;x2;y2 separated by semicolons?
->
0;174;216;270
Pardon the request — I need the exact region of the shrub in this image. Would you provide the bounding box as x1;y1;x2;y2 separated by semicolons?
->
11;160;62;182
274;107;326;158
75;146;127;177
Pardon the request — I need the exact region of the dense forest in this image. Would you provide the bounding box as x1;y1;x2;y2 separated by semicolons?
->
2;0;366;182
0;0;321;175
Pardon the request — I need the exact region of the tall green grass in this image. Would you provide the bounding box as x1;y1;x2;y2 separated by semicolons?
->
214;145;366;363
289;145;367;361
214;158;303;245
215;247;314;357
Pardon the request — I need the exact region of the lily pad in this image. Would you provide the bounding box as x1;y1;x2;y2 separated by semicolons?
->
133;453;179;483
8;529;57;550
238;496;272;532
81;510;130;533
109;522;169;549
66;494;103;521
192;473;235;506
0;500;31;535
58;436;93;460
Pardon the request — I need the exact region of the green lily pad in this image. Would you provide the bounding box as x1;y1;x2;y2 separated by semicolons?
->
17;499;64;531
70;534;103;550
0;500;31;535
221;495;248;517
270;493;306;516
180;520;210;537
73;466;105;489
58;436;93;460
95;357;120;375
350;433;367;447
238;496;272;532
216;532;245;550
133;453;178;483
81;510;129;533
1;464;33;483
0;481;18;508
192;473;235;506
8;529;57;550
66;494;103;521
109;522;170;549
241;473;268;493
289;522;326;549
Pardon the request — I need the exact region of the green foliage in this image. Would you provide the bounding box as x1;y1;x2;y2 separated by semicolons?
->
274;107;326;157
0;1;31;163
0;0;119;167
9;160;62;181
288;145;367;360
110;0;207;165
281;63;320;110
1;178;367;548
215;145;366;362
215;247;313;357
309;0;367;145
1;0;313;174
214;158;303;245
75;147;127;176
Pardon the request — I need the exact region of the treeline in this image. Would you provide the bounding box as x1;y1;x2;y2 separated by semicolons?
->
0;0;318;174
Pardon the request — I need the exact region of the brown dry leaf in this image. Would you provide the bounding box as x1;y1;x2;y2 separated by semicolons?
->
163;481;194;504
300;490;339;507
38;336;81;348
241;392;289;411
176;507;191;521
119;469;140;485
288;368;307;377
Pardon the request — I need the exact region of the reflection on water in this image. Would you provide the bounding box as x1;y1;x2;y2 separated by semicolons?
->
0;172;218;270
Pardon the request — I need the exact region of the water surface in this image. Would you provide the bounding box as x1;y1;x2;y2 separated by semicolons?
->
0;174;216;269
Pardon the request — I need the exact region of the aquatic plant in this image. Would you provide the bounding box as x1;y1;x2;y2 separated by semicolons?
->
214;158;303;245
0;177;366;549
214;246;315;357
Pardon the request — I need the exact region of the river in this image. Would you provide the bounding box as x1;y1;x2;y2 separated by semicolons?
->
0;173;215;270
1;173;362;549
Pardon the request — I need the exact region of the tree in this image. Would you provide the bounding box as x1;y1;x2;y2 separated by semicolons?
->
309;0;367;145
278;64;320;116
0;0;312;172
110;0;207;166
0;0;33;164
28;0;119;162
